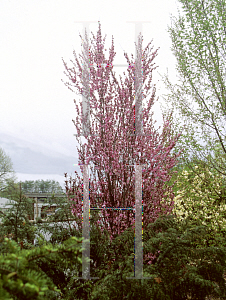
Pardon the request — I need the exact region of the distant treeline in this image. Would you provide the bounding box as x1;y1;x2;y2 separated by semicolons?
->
18;179;64;194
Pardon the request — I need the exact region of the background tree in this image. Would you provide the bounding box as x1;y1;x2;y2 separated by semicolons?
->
0;179;65;251
0;184;36;248
159;0;226;180
19;179;64;194
37;192;79;245
0;147;18;195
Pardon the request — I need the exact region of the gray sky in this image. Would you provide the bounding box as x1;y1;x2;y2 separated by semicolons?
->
0;0;185;188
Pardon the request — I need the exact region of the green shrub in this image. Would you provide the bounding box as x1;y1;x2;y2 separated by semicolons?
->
144;214;226;299
0;236;84;300
162;162;226;250
89;214;226;300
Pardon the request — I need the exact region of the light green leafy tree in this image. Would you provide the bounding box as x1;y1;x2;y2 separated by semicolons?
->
159;0;226;178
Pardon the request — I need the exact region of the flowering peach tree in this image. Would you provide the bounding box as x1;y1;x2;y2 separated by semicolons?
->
62;22;182;265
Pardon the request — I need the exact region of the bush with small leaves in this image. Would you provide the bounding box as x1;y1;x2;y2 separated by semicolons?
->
90;214;226;300
0;236;84;300
162;163;226;250
144;214;226;300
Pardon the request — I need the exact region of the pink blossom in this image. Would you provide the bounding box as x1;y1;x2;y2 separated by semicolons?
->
62;22;182;257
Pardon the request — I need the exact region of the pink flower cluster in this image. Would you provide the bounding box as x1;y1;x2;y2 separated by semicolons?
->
63;22;183;264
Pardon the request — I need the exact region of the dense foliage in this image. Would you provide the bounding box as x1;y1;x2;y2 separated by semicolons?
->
1;177;226;299
0;236;84;300
162;160;226;250
88;214;226;300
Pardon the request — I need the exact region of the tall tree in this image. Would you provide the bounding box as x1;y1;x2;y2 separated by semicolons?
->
62;22;182;246
159;0;226;178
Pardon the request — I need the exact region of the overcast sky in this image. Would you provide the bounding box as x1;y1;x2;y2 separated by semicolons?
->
0;0;186;188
